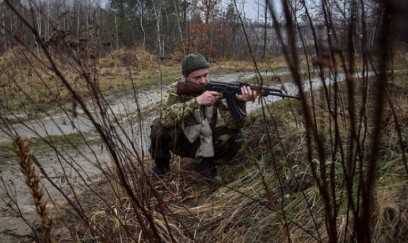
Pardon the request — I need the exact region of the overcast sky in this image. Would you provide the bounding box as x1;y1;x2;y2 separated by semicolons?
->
237;0;282;21
99;0;277;21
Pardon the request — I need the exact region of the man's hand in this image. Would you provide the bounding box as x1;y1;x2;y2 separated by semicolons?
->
236;85;257;102
196;91;220;105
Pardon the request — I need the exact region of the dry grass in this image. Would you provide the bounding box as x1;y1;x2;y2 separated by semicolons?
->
2;43;408;242
51;72;407;242
2;0;408;241
373;181;408;243
0;45;179;113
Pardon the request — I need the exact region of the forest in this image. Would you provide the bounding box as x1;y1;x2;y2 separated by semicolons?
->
2;0;402;60
1;0;263;59
1;0;408;242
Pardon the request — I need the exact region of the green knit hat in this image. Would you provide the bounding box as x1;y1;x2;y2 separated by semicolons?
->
182;53;209;76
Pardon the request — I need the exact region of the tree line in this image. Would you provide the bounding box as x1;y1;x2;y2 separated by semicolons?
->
0;0;404;61
0;0;258;60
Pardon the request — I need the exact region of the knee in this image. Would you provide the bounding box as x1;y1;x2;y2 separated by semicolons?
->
214;128;243;151
149;118;166;152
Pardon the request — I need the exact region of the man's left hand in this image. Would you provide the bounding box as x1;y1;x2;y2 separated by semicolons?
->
236;85;257;102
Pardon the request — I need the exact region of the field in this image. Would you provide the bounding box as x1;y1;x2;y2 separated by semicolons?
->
1;45;408;242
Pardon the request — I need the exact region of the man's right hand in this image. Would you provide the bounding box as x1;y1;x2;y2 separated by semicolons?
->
196;91;220;106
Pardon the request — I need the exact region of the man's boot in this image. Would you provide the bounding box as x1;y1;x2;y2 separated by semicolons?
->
152;160;170;175
200;158;217;180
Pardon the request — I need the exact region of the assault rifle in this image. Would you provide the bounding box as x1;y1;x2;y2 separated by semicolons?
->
176;80;300;121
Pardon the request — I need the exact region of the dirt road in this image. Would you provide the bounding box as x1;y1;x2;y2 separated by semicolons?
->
0;70;309;241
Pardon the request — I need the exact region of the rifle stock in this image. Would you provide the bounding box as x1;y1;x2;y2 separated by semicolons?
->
176;81;206;95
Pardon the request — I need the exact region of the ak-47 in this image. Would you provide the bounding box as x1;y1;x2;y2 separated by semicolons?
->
176;80;300;121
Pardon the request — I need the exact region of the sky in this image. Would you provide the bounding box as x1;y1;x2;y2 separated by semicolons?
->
231;0;263;20
98;0;277;21
237;0;282;21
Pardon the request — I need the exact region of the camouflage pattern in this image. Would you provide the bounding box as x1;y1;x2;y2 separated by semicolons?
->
160;81;247;129
149;81;247;171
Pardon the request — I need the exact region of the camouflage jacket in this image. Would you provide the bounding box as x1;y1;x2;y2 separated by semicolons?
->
160;81;247;130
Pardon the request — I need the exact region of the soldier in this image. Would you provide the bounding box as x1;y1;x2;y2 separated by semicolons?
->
149;53;257;180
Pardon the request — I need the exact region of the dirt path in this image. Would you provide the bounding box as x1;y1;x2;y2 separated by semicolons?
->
0;70;309;241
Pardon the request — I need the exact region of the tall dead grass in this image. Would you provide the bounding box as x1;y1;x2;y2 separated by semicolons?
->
1;0;408;242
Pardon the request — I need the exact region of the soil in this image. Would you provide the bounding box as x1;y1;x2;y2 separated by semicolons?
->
0;70;303;242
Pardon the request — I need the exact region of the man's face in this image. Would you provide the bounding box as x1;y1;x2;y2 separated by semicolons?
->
186;69;209;85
